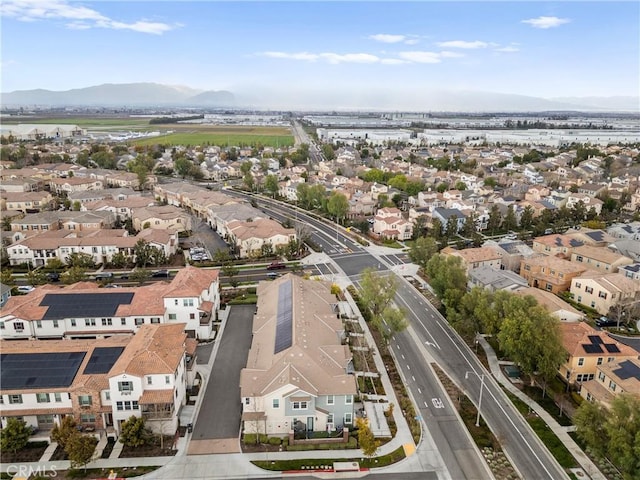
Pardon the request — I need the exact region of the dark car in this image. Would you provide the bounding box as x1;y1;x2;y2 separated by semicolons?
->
152;270;170;278
46;272;60;282
595;317;618;328
267;262;286;270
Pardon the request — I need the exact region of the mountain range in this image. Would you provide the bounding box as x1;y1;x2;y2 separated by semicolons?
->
2;82;638;112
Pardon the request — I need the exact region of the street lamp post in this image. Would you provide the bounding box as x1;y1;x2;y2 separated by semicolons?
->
465;371;486;427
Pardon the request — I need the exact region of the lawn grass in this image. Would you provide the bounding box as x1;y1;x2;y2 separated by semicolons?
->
131;129;294;148
251;445;406;471
228;293;258;304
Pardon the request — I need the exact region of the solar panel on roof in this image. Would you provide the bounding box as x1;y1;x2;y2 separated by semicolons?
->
588;335;603;345
614;360;640;380
40;292;134;320
83;347;125;374
582;344;603;354
0;352;86;389
604;344;620;353
274;279;293;354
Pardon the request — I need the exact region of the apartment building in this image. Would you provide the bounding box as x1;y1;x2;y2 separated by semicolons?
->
519;255;589;294
240;275;356;437
1;191;54;213
579;358;640;408
0;323;191;439
131;205;192;233
570;245;633;274
532;234;584;258
559;322;638;386
227;218;296;258
441;246;503;274
569;272;640;316
0;266;220;340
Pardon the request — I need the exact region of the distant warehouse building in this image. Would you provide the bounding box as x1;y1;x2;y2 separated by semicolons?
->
0;124;86;141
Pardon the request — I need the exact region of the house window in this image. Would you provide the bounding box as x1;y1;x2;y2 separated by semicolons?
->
345;395;353;405
102;318;112;326
165;375;170;385
327;413;334;424
292;401;308;410
189;313;195;320
168;314;177;320
272;399;280;408
85;318;96;326
585;286;593;294
245;398;250;405
121;318;127;325
135;318;144;326
9;394;23;404
183;299;194;307
133;401;139;410
52;320;59;328
546;283;552;291
327;395;334;405
344;413;353;425
116;401;123;411
0;322;4;329
174;300;178;306
13;322;24;331
576;256;583;262
36;393;50;403
578;296;582;302
118;381;133;392
80;414;95;424
151;318;160;324
524;264;530;271
71;319;76;327
597;357;603;365
575;282;581;288
598;291;607;299
36;321;42;329
577;358;584;366
609;381;617;392
591;301;596;308
78;395;92;406
147;377;153;385
104;391;110;401
598;372;605;382
608;357;615;363
54;393;62;402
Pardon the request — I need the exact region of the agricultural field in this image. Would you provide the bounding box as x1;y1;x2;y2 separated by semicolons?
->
130;126;294;148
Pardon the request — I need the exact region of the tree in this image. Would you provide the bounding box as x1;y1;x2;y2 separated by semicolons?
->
356;417;378;457
26;269;46;285
221;263;240;288
503;206;517;232
321;143;335;161
174;157;193;178
62;266;87;284
359;268;397;321
373;306;408;343
425;254;467;315
119;416;149;447
67;252;95;269
436;183;449;193
0;268;14;286
483;177;497;188
444;215;458;239
130;268;151;285
67;434;97;471
51;416;78;450
109;251;131;269
487;205;502;235
408;236;439;271
454;181;467;191
264;174;279;198
327;192;349;224
462;212;477;238
46;258;65;272
0;418;31;454
133;240;165;268
519;205;534;231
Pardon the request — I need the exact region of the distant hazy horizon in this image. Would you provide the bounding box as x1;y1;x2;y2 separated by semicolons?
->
1;1;639;110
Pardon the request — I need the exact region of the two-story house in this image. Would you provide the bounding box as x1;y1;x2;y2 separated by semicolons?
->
240;275;356;437
579;358;640;407
372;207;413;240
441;246;503;274
570;245;634;274
569;272;640;316
519;255;590;294
227;218;296;258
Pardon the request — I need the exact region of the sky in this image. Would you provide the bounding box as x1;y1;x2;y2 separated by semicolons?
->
1;1;639;108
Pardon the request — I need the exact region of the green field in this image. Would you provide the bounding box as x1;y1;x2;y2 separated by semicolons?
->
131;130;294;148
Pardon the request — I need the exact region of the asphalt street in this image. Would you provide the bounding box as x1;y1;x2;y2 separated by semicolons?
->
191;304;254;441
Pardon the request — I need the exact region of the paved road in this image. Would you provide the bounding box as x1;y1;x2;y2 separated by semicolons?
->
229;191;569;480
190;305;254;451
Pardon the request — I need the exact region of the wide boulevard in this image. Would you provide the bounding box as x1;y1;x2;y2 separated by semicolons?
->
227;189;569;480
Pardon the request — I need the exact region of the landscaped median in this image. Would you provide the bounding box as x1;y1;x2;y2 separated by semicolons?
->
251;445;406;472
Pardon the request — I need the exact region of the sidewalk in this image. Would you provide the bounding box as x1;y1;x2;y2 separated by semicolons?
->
477;335;606;480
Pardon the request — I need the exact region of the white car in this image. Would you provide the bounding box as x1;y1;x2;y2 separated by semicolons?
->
16;286;36;293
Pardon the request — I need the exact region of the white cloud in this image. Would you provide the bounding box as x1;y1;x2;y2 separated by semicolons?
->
381;58;410;65
436;40;489;49
369;34;406;44
439;51;465;58
404;38;420;45
495;46;520;53
0;0;177;35
262;52;319;61
320;53;380;64
521;16;570;29
398;51;441;64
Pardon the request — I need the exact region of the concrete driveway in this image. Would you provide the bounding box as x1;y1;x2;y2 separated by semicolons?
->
188;304;255;454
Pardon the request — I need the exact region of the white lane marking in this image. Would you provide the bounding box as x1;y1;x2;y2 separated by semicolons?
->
424;401;429;408
412;376;416;381
432;398;444;409
418;388;422;394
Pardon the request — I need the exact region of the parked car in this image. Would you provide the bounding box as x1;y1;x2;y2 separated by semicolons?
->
267;261;286;270
151;270;170;278
16;286;35;293
595;316;618;328
95;272;113;280
46;272;60;282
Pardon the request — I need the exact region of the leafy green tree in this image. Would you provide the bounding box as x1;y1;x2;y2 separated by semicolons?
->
119;416;149;447
221;263;240;288
296;183;310;209
425;254;467;314
327;192;349;224
483;177;497;188
503;206;517;232
46;258;65;272
51;416;78;450
0;418;31;454
359;268;397;321
444;214;458;239
373;306;408;343
265;174;279;198
133;240;166;268
109;251;131;269
519;205;534;231
130;268;151;285
356;417;378;457
487;205;502;235
436;183;448;193
321;143;335;161
454;181;467;191
0;268;15;286
62;266;87;284
571;200;587;224
408;236;439;271
462;212;477;237
174;157;193;178
67;434;97;470
26;269;46;285
67;252;95;269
